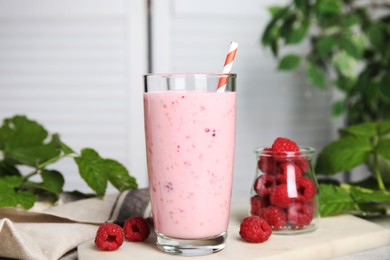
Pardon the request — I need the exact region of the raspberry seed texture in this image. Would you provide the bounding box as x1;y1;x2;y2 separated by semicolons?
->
94;223;124;251
239;216;272;243
124;216;150;242
271;137;299;153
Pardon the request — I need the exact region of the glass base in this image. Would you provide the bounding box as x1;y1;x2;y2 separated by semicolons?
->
156;232;227;256
272;223;318;235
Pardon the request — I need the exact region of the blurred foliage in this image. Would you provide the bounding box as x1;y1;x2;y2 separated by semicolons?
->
262;1;390;216
261;0;390;125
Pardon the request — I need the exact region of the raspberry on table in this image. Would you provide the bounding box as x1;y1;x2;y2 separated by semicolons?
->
253;174;275;196
259;205;287;230
250;195;270;216
287;202;314;227
94;223;124;251
297;177;317;202
276;163;302;184
124;216;150;242
271;137;299;153
270;183;295;208
239;216;272;243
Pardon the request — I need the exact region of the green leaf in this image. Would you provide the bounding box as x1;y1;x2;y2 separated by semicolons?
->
0;179;36;209
267;5;283;17
8;135;61;167
16;192;36;209
278;54;301;70
0;116;62;166
60;141;75;155
262;7;288;46
346;184;390;204
74;148;137;196
0;115;48;151
319;184;357;216
270;41;279;57
9;143;61;167
331;100;344;117
380;73;390;100
294;0;310;15
286;20;309;44
377;139;390;161
0;181;18;207
342;13;360;28
317;0;341;15
367;23;385;50
341;36;365;59
280;13;297;44
316;35;338;59
74;148;108;196
306;63;326;89
333;76;355;92
0;175;22;187
104;159;137;191
378;121;390;136
315;137;372;175
332;51;356;78
354;67;370;93
339;122;378;137
41;170;65;195
0;160;21;177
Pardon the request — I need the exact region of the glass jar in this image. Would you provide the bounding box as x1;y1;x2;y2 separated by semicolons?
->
250;146;320;234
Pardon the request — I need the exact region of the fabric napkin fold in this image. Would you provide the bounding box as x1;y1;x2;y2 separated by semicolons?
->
0;188;151;260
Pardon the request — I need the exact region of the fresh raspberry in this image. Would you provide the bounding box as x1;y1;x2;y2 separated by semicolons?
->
270;184;295;208
297;177;316;202
239;216;272;243
276;163;302;184
123;217;150;242
253;174;275;196
250;195;270;216
271;137;299;153
94;223;124;251
258;147;278;174
287;202;314;227
259;206;287;230
295;157;310;173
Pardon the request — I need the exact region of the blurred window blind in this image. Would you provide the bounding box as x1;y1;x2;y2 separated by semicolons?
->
151;0;333;202
0;0;148;192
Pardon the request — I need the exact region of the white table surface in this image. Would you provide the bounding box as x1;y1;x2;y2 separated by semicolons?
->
77;205;390;260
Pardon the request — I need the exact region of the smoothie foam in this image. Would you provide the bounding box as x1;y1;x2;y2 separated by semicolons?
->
144;90;236;239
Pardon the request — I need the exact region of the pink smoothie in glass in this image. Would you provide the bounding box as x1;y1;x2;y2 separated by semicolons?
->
144;90;236;239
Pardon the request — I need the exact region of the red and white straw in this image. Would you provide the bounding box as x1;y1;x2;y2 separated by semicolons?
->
217;41;238;93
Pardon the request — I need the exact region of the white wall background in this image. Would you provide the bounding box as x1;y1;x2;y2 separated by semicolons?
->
0;0;148;192
151;0;333;202
0;0;335;203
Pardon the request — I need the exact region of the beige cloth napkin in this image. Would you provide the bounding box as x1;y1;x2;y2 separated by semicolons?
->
0;188;150;260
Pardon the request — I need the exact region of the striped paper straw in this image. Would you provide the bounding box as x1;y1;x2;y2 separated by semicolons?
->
217;41;238;93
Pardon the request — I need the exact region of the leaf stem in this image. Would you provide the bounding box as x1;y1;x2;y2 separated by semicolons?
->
373;152;387;192
372;132;387;192
38;154;64;169
21;169;40;181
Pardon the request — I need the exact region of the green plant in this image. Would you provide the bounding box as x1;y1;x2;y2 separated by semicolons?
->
316;121;390;216
261;1;390;216
262;0;390;124
0;115;137;209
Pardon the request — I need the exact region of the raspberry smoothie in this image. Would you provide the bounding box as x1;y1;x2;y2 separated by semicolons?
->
144;90;236;239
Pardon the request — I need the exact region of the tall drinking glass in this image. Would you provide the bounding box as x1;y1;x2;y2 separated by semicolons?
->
143;73;236;256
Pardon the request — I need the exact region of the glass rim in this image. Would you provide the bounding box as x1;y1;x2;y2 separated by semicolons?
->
144;73;237;79
254;146;315;156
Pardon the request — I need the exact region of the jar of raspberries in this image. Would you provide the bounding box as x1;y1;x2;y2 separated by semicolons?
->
250;137;320;234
